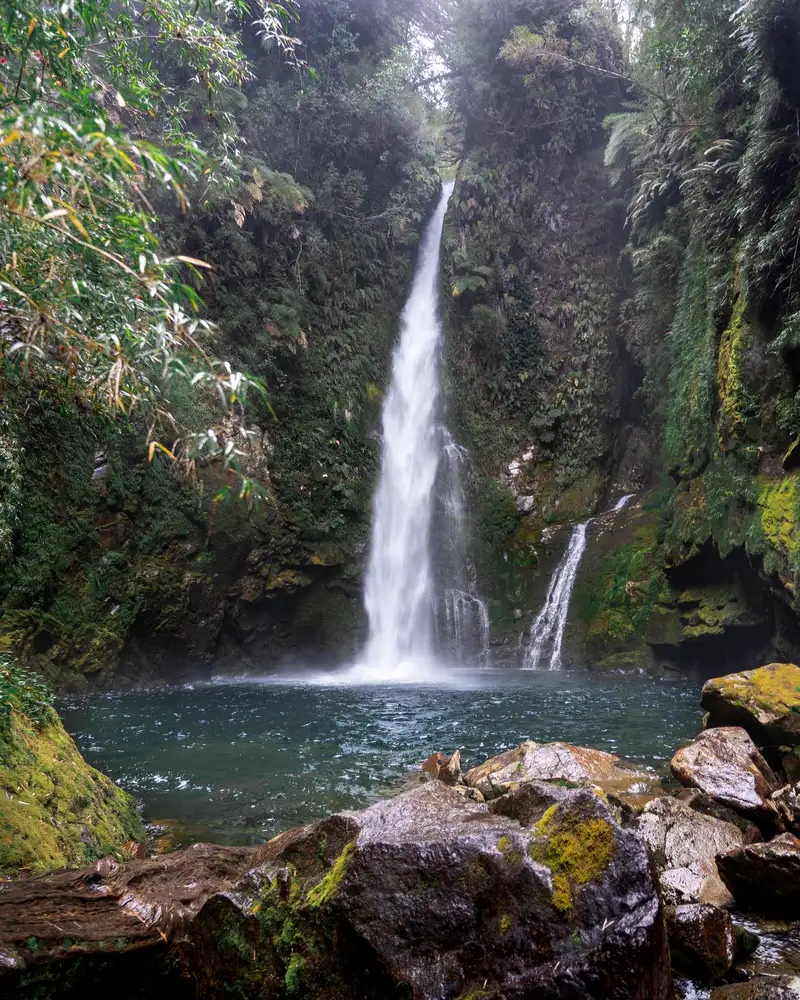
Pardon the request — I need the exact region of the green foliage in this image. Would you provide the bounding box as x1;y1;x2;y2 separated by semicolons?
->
605;0;800;601
442;4;626;487
0;654;54;739
583;523;665;645
0;0;298;505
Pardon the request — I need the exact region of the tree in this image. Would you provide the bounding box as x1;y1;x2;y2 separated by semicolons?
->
0;0;300;504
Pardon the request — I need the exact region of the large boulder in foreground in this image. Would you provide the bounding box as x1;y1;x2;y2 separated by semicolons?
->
1;781;672;1000
666;902;735;982
702;664;800;750
0;700;146;875
181;781;671;1000
631;796;751;906
464;741;661;803
717;833;800;916
671;727;785;828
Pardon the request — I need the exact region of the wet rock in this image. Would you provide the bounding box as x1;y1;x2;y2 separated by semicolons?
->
671;727;784;827
464;740;661;802
449;783;485;803
631;796;750;905
710;977;800;999
702;664;800;751
181;781;671;1000
421;750;463;786
676;788;763;843
666;902;736;982
717;833;800;916
734;924;761;961
0;843;253;996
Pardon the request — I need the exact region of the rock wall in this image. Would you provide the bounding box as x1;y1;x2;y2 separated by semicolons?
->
439;1;644;653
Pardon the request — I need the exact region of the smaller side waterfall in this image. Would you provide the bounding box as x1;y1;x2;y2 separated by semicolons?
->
433;428;491;664
522;521;589;671
522;494;635;671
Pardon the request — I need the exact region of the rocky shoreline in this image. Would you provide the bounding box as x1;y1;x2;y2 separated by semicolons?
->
5;664;800;998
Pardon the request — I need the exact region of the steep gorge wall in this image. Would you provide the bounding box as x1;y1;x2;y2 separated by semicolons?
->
441;0;800;675
439;1;644;652
574;0;800;676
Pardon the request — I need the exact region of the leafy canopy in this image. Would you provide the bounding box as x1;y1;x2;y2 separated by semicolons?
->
0;0;301;504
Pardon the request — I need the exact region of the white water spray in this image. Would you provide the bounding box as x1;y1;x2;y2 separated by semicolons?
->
359;183;456;677
434;428;491;664
523;494;635;671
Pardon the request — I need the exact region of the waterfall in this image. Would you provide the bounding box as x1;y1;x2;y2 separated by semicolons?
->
434;428;491;664
522;494;635;671
360;182;457;676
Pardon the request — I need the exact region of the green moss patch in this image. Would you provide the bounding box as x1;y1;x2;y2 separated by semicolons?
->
582;517;666;647
306;840;355;909
758;474;800;563
529;806;615;916
0;658;144;874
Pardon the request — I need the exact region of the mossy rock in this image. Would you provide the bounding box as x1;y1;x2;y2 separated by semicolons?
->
702;663;800;749
528;803;615;915
176;782;669;1000
0;709;145;875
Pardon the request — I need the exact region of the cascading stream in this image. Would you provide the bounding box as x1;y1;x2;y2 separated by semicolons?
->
523;494;634;671
434;428;490;664
361;182;456;676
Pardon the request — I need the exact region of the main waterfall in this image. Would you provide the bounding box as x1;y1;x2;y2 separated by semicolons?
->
360;182;460;677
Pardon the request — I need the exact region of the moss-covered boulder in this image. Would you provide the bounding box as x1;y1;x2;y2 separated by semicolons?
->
0;776;671;999
179;781;670;1000
702;663;800;750
0;659;145;874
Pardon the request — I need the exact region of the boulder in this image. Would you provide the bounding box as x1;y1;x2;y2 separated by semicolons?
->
717;833;800;916
632;795;750;906
671;727;785;828
666;903;735;982
0;781;673;1000
675;788;763;843
711;978;800;999
702;664;800;751
464;741;662;803
181;781;671;1000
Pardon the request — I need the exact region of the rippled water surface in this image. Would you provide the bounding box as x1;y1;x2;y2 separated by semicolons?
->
60;668;704;845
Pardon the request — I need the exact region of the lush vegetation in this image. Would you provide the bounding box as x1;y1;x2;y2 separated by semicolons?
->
605;0;800;609
440;0;628;488
0;0;442;687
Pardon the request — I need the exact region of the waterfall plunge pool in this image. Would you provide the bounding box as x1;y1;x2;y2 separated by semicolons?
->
60;668;703;846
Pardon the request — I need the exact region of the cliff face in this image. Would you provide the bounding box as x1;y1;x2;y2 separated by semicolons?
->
438;0;800;675
439;1;644;650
